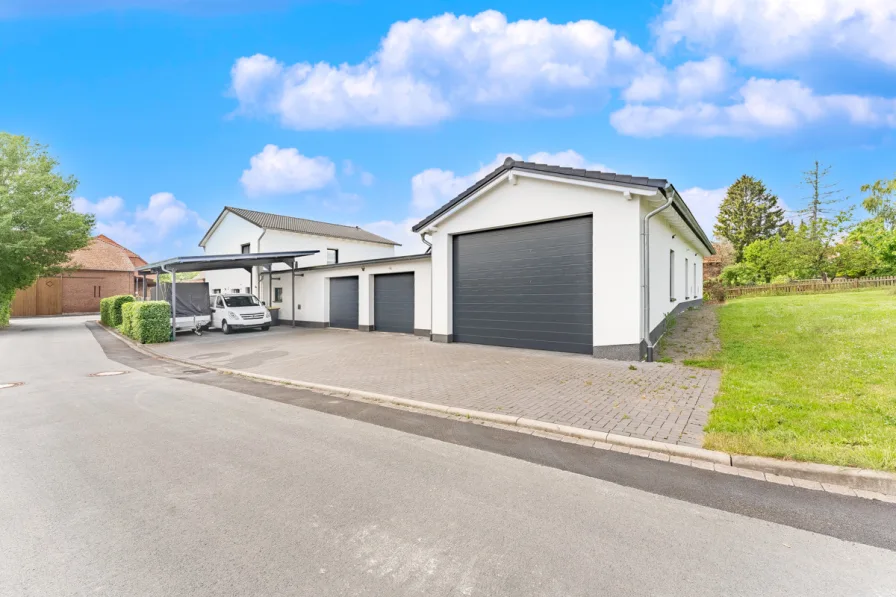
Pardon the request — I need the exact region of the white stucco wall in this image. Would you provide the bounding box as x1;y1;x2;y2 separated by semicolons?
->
202;211;262;295
426;174;643;349
645;204;705;336
201;211;396;299
268;257;432;331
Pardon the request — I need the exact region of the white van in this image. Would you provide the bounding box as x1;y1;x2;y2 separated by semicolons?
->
210;293;272;334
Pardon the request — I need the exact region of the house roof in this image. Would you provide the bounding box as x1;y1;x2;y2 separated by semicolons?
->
411;157;714;254
94;234;148;267
136;250;320;274
66;237;136;272
200;207;399;248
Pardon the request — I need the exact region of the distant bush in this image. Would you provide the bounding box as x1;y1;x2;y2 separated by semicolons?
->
120;301;170;344
770;274;792;285
100;297;113;326
703;277;726;303
720;262;761;287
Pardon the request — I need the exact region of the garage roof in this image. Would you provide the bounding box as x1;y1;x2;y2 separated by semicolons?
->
411;157;714;254
136;250;319;274
200;207;399;247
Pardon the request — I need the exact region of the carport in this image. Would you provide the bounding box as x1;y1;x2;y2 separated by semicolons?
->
136;250;318;340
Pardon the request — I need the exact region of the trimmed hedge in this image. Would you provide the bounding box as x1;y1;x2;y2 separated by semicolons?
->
100;294;135;327
120;301;171;344
0;287;14;328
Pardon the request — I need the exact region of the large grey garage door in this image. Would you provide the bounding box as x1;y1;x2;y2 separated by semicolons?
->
452;216;593;354
374;273;415;334
329;276;359;329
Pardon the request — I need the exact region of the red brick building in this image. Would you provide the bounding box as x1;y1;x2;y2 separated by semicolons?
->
11;236;147;317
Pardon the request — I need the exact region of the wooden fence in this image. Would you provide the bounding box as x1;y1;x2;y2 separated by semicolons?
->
725;276;896;299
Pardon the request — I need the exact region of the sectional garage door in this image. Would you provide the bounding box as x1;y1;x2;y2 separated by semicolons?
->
329;276;359;329
374;273;415;334
452;216;593;354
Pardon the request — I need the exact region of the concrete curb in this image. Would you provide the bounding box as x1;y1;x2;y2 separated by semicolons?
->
98;323;896;495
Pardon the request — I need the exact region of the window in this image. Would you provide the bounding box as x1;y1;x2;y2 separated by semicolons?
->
693;262;697;297
240;243;251;254
274;287;283;303
231;288;240;294
327;248;339;265
669;250;676;301
212;288;221;294
685;258;689;299
216;296;226;309
244;287;251;294
224;295;261;308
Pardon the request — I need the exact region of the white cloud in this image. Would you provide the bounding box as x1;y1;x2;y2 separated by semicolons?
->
230;10;651;129
135;192;207;236
94;219;144;249
72;195;124;219
611;78;896;137
359;171;375;187
240;144;336;197
622;56;732;103
679;187;727;238
655;0;896;68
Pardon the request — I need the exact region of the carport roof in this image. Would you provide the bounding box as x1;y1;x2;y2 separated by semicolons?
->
136;250;319;274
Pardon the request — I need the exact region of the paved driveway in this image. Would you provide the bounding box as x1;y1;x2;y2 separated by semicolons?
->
153;326;720;447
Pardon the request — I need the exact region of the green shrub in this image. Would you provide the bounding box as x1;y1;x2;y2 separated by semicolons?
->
0;287;14;328
100;297;113;325
109;294;135;326
120;301;170;344
720;262;761;287
703;277;726;303
770;274;792;285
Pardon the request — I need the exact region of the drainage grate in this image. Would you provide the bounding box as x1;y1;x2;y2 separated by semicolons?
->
0;382;24;390
89;371;129;377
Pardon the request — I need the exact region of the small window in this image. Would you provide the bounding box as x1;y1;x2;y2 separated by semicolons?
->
213;288;221;294
244;287;251;294
240;243;251;254
669;250;676;302
685;258;689;299
274;287;283;303
327;248;339;265
231;288;240;294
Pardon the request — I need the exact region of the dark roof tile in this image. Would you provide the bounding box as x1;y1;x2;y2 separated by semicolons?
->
225;207;398;246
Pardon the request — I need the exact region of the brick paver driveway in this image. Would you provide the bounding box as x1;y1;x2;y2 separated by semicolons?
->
153;327;720;447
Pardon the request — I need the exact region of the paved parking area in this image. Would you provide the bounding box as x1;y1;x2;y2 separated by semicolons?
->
153;326;720;447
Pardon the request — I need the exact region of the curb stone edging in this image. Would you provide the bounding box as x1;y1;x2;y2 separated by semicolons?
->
96;323;896;497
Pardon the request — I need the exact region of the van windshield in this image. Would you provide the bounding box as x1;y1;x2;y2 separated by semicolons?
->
224;295;261;308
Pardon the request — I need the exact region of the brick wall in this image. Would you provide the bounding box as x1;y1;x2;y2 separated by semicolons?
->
62;271;134;313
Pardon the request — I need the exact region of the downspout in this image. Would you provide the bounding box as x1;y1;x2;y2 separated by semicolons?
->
420;230;433;339
419;231;432;254
641;188;674;361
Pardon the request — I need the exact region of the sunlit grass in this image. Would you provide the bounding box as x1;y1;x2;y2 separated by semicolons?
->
696;289;896;471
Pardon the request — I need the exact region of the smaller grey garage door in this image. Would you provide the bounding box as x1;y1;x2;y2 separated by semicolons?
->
329;276;359;329
374;273;414;334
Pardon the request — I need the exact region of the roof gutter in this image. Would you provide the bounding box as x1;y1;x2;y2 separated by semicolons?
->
642;187;674;362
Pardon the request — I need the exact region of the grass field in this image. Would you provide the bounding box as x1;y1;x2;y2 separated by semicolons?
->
691;289;896;472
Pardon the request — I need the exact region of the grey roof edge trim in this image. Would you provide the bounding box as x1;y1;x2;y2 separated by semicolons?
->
197;207;254;248
137;250;320;274
293;253;432;273
227;206;400;246
662;185;716;255
411;159;667;233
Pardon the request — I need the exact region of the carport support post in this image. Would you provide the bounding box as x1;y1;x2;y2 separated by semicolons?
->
267;265;272;307
291;260;296;327
142;274;147;300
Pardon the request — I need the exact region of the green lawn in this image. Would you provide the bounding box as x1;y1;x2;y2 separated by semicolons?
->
692;289;896;472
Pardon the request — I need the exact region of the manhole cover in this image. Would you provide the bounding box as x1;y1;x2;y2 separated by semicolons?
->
0;382;24;390
89;371;129;377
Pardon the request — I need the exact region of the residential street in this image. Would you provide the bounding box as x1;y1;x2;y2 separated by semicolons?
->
1;317;895;596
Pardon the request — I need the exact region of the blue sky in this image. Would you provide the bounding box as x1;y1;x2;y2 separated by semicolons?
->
3;0;895;260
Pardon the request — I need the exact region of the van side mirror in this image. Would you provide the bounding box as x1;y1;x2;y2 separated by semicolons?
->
262;301;266;306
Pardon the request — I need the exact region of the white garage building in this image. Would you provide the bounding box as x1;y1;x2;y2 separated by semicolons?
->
200;159;713;361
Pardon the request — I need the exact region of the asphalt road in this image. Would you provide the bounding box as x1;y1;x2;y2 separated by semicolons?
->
1;317;894;596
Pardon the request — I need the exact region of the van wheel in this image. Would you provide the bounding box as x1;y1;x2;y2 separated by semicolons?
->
222;320;232;335
261;325;270;331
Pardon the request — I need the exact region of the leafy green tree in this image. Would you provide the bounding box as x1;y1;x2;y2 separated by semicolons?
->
719;262;761;286
714;175;786;262
860;175;896;230
0;133;94;326
849;218;896;275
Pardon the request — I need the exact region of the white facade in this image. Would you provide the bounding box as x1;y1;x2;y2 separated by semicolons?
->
420;169;712;359
279;257;432;331
201;210;395;299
